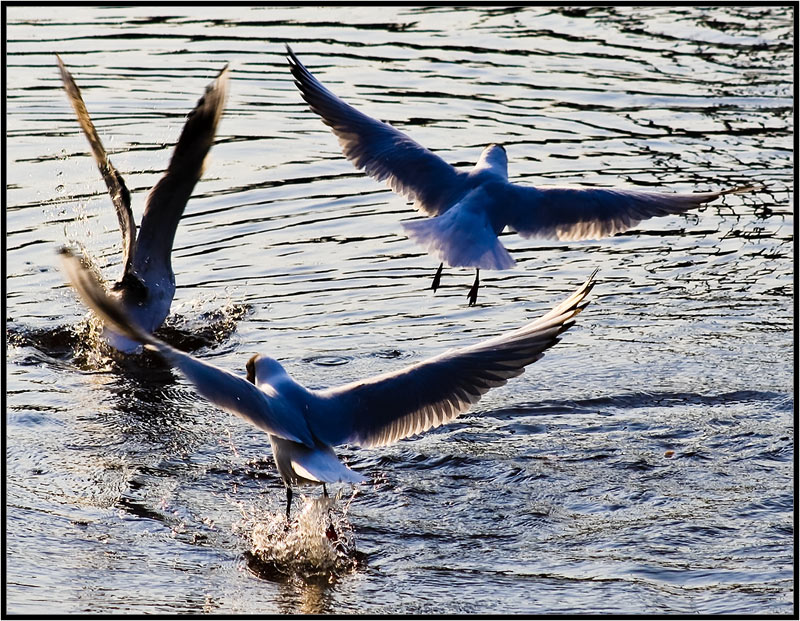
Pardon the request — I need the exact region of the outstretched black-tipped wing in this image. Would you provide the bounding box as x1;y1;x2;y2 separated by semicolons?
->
508;185;754;241
59;246;315;448
287;45;469;216
134;64;230;275
314;271;597;448
57;55;135;279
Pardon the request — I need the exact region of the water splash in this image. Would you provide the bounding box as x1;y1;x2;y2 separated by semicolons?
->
234;491;365;583
7;299;251;371
159;299;251;351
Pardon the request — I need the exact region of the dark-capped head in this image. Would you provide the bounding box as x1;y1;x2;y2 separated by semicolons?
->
246;354;258;384
245;354;289;387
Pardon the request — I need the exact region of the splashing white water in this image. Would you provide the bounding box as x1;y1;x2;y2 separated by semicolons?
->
234;490;363;581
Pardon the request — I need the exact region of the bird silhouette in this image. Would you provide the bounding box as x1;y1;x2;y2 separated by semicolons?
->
287;46;750;305
57;56;229;351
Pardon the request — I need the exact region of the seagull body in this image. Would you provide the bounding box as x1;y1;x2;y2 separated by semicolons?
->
56;57;230;352
287;46;749;303
60;246;596;518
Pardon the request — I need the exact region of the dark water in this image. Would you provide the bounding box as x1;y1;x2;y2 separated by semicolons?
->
5;5;793;615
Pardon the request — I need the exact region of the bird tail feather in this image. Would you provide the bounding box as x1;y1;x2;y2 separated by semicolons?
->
403;215;515;270
291;447;366;485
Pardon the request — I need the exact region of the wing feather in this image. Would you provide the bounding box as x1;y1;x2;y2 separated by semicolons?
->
508;185;753;241
57;55;135;280
134;65;230;275
287;45;469;215
315;271;597;448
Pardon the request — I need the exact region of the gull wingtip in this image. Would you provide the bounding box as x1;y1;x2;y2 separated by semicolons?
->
582;267;599;291
55;54;72;81
727;184;759;195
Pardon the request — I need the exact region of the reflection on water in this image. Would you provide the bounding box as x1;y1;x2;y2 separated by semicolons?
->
5;4;793;616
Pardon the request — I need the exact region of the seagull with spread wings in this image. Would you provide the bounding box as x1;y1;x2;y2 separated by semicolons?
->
57;56;229;352
60;245;596;519
287;46;749;305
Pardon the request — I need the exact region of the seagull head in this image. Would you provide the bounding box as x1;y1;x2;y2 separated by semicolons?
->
474;143;508;177
246;354;289;387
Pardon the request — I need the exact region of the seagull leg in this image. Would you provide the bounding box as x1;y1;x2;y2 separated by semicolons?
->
321;483;338;543
285;486;293;522
430;263;444;292
467;269;480;306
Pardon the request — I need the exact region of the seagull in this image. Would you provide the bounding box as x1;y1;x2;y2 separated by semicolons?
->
59;245;596;519
56;56;230;353
286;46;751;306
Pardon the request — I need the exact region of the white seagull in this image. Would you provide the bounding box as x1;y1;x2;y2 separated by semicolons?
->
59;245;596;519
287;46;750;305
57;56;230;352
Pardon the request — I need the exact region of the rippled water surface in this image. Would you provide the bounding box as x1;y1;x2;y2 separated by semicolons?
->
5;5;794;615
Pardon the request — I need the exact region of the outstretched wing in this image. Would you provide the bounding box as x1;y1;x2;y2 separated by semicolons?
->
57;55;135;279
134;64;230;275
287;45;469;216
314;271;596;448
507;185;753;241
58;246;314;448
